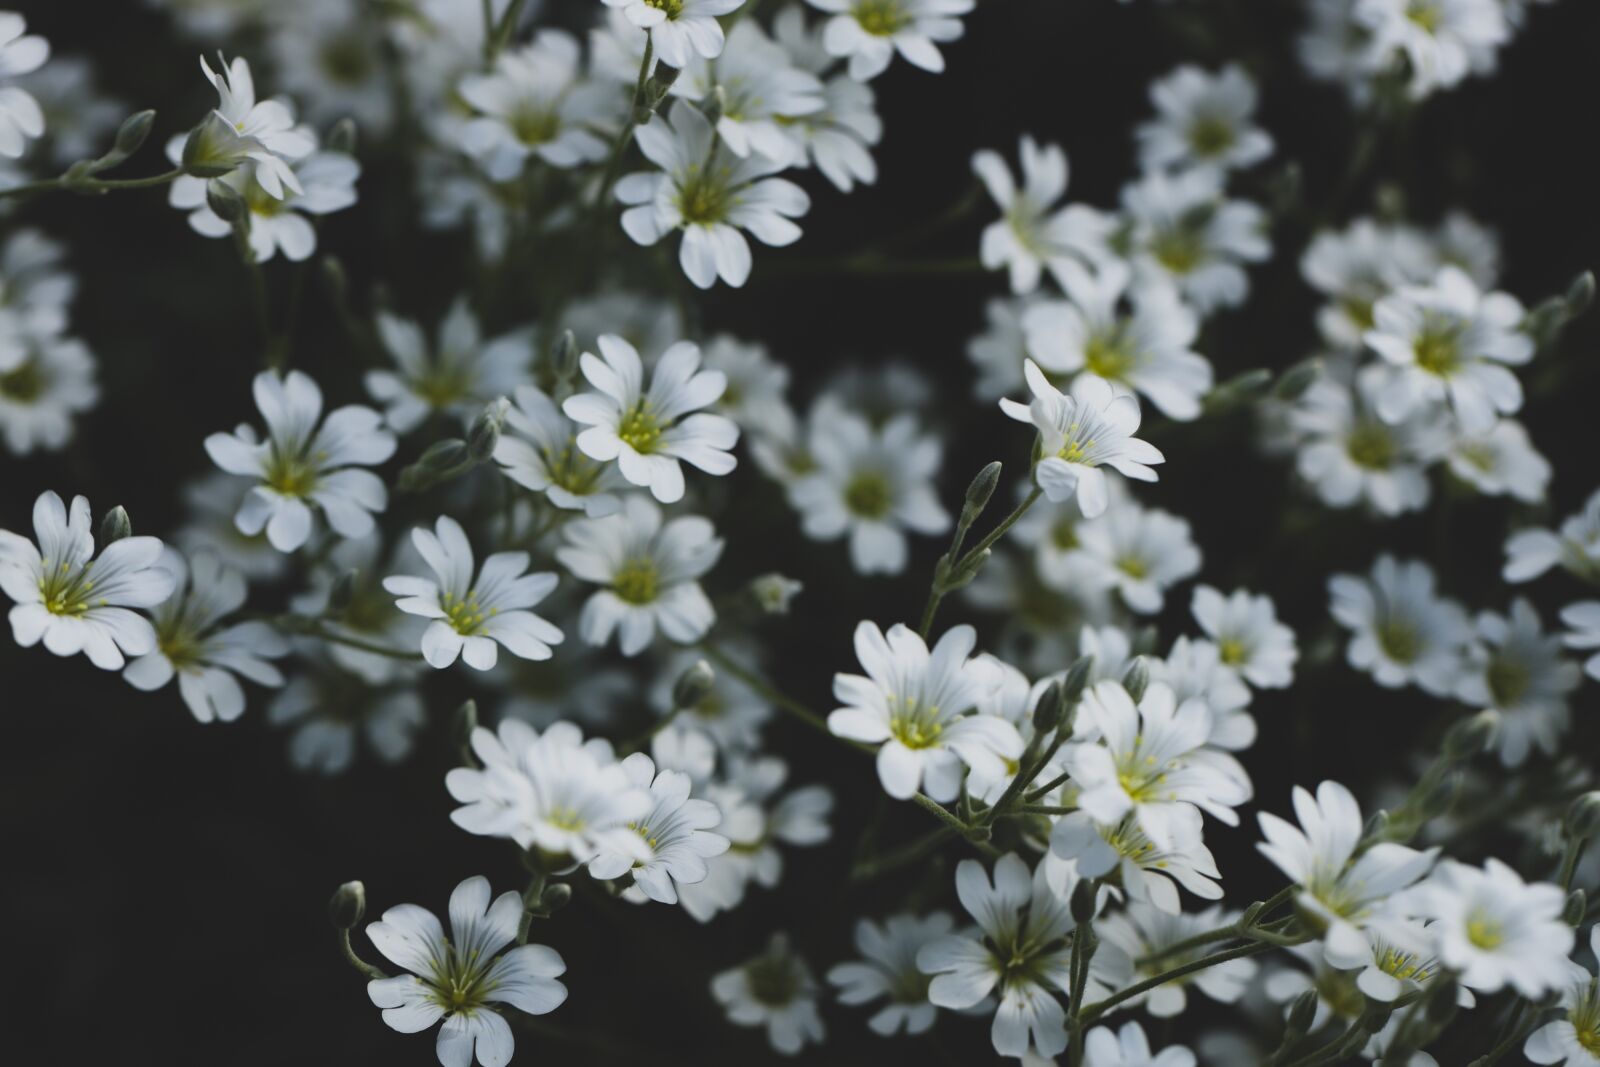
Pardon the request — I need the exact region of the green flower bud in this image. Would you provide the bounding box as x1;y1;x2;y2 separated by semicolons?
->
960;461;1002;526
327;569;359;616
1032;681;1064;735
1566;270;1595;320
1070;879;1098;924
1060;655;1094;705
1565;792;1600;841
540;883;572;914
1442;709;1499;762
205;177;247;225
672;659;716;710
98;505;131;545
1564;888;1586;927
398;439;472;491
115;110;157;157
1274;358;1322;401
328;880;367;930
1286;988;1318;1036
551;329;579;381
326;118;358;156
468;398;509;462
1121;657;1150;704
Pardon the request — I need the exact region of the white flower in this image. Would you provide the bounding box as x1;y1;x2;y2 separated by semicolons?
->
167;136;359;263
1301;218;1434;350
1075;499;1201;615
617;102;810;289
205;369;396;552
586;751;728;904
1320;914;1453;1003
674;21;823;163
1050;806;1224;914
267;673;425;774
0;228;74;354
265;1;392;132
1525;925;1600;1067
122;548;287;722
1364;266;1532;433
1121;168;1270;315
1562;601;1600;683
1154;635;1256;751
788;405;949;575
1097;904;1256;1018
973;135;1110;295
1354;0;1509;99
829;621;1023;802
1286;371;1448;517
383;515;562;671
193;54;315;199
1023;263;1213;421
447;719;652;860
173;472;288;582
1083;1021;1196;1067
0;12;47;159
771;8;883;190
1327;555;1470;695
366;299;530;434
1456;599;1580;767
1415;858;1574;997
711;933;826;1056
806;0;974;81
1137;64;1273;177
968;295;1039;402
1000;360;1165;518
604;0;744;68
916;853;1077;1058
0;330;96;455
458;31;613;180
0;491;176;668
562;333;739;502
1503;489;1600;584
1066;679;1249;840
1257;780;1436;939
827;912;953;1036
493;383;629;517
1446;418;1550;503
1191;585;1297;689
698;334;797;440
555;494;722;656
365;875;567;1067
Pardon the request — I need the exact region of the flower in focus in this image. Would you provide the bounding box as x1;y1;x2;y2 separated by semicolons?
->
204;369;396;552
366;875;567;1067
188;54;315;198
384;515;563;670
563;333;739;503
1524;925;1600;1067
805;0;974;81
603;0;745;69
0;491;176;668
586;751;729;904
555;495;722;656
122;547;287;722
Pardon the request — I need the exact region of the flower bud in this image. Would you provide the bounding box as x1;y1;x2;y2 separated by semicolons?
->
1567;270;1595;320
327;569;358;616
398;439;471;491
205;178;247;225
539;883;572;914
1566;792;1600;841
326;118;358;156
116;110;157;156
328;880;366;930
1286;988;1318;1036
941;548;990;592
1564;888;1586;927
672;659;716;710
181;111;248;177
1443;709;1499;762
1060;655;1094;705
468;397;510;462
960;461;1002;526
1070;879;1098;924
321;256;349;305
98;505;131;545
749;573;801;614
1274;358;1322;401
551;329;579;381
1032;681;1064;735
1415;771;1461;822
1362;808;1389;843
1121;657;1150;704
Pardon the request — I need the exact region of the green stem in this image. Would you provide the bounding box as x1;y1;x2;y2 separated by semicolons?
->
849;824;959;884
1558;836;1586;891
0;166;188;200
338;928;388;981
1025;771;1071;803
591;37;654;213
1079;939;1289;1023
919;487;1041;638
283;618;419;661
698;639;847;743
487;0;529;61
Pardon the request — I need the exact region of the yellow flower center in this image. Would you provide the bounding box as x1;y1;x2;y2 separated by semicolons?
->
618;403;664;453
1188;116;1236;158
844;471;892;519
441;590;492;635
1465;911;1504;949
854;0;910;35
613;558;660;605
0;358;44;402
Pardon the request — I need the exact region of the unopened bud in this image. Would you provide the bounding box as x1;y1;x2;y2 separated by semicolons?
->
328;880;366;929
1061;655;1094;705
116;109;157;155
672;659;716;710
701;85;728;127
1443;709;1499;761
1070;879;1098;924
1286;989;1318;1036
1564;888;1586;927
321;256;349;304
540;882;572;913
1274;358;1322;401
205;178;247;224
1416;771;1461;822
1223;368;1272;400
1240;900;1266;929
327;569;358;616
1361;1002;1393;1033
750;573;801;614
399;439;471;491
468;397;509;461
98;505;131;545
1121;657;1150;704
551;329;579;380
1525;296;1568;348
1032;681;1064;735
1566;792;1600;841
1566;270;1595;320
940;548;990;592
326;118;358;156
1363;808;1390;843
961;461;1002;525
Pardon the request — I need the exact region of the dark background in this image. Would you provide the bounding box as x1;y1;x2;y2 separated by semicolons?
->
3;0;1598;1062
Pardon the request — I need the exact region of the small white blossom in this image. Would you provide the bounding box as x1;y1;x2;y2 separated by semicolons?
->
1121;168;1270;315
1191;585;1297;689
0;330;96;455
123;548;287;722
1001;360;1165;518
0;491;176;668
1562;601;1600;683
711;933;826;1056
366;299;530;434
1354;0;1509;99
366;875;567;1067
1456;599;1580;766
1503;489;1600;584
1415;858;1574;997
586;751;729;904
674;20;824;163
1524;925;1600;1067
0;12;47;158
1075;499;1201;615
827;913;953;1036
1083;1021;1196;1067
267;673;425;774
494;383;630;517
805;0;974;81
458;31;613;180
1137;64;1273;177
973;135;1110;295
1445;418;1550;502
383;515;562;671
563;333;739;503
193;54;315;199
1328;555;1470;695
1097;904;1256;1018
555;494;722;656
603;0;745;69
205;369;396;552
